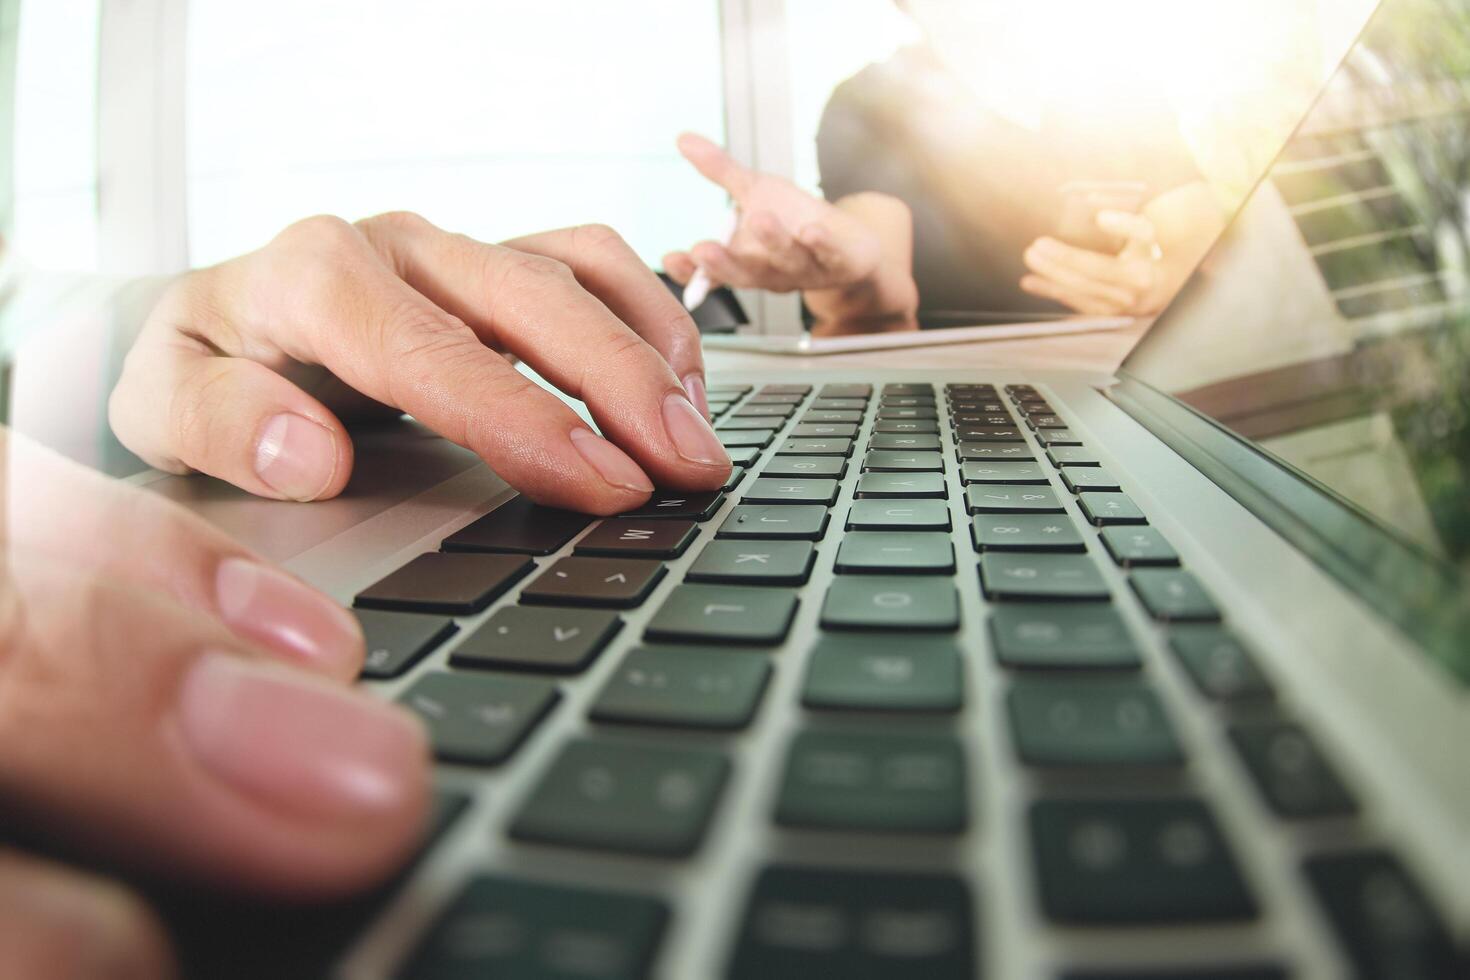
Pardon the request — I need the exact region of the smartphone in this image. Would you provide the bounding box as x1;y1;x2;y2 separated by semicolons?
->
1056;179;1148;253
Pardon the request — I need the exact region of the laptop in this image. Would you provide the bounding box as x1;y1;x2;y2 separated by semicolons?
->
142;0;1468;975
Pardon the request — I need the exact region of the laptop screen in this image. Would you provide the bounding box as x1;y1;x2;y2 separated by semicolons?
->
1122;0;1470;645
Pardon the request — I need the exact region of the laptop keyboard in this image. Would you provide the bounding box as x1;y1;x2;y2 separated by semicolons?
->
339;381;1461;979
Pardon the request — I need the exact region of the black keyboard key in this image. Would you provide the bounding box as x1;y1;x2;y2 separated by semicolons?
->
155;789;471;979
719;415;786;430
874;419;939;433
450;606;621;673
760;384;812;395
1037;428;1084;446
990;604;1139;669
957;442;1036;461
774;730;967;833
972;513;1085;552
718;504;829;540
1170;627;1273;700
1010;678;1182;765
960;460;1048;484
575;518;698;559
719;429;774;448
1303;850;1458;980
980;553;1109;601
1047;446;1100;467
819;383;871;398
847;499;951;531
1030;798;1256;924
1027;414;1067;429
761;456;847;478
884;383;933;396
742;477;840;505
811;397;867;412
879;396;934;408
790;422;858;439
821;576;959;630
1061;468;1123;493
686;539;816;585
1100;525;1179;566
440;496;592;555
863;450;944;472
803;409;863;424
802;633;963;712
399;671;559;765
1078;491;1148;525
509;736;729;856
855;472;947;498
876;406;937;420
954;425;1023;442
355;553;533;615
734;403;796;418
1230;721;1356;818
726;444;762;466
401;875;668;980
777;437;853;456
966;483;1065;513
1131;569;1220;621
749;392;805;405
520;556;666;608
869;432;941;450
590;646;771;730
952;412;1016;427
835;532;955;573
708;383;753;395
645;583;798;645
728;866;975;979
355;609;458;679
625;490;725;521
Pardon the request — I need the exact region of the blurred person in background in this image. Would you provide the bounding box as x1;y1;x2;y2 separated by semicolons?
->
664;0;1233;333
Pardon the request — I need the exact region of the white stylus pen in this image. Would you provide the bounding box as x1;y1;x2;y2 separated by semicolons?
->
682;210;739;311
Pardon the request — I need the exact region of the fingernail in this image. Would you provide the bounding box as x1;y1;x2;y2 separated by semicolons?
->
662;392;730;467
683;373;710;419
178;652;427;820
216;557;362;672
255;413;337;501
569;428;654;492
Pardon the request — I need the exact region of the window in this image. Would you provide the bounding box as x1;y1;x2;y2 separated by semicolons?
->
185;0;728;266
11;0;99;270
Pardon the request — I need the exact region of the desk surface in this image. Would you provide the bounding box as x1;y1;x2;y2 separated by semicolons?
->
701;319;1150;376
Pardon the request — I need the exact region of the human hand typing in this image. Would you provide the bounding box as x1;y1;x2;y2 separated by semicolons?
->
109;215;730;516
0;429;430;977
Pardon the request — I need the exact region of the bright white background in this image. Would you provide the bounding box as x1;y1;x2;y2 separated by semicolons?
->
184;0;727;267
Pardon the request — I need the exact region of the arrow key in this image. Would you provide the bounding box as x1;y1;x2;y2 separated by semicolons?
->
451;606;622;673
521;556;667;608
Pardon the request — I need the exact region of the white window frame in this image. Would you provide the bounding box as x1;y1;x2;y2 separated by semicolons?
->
94;0;804;332
96;0;188;276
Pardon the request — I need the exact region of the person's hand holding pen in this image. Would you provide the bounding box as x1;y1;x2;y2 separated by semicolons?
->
665;134;919;329
109;215;731;517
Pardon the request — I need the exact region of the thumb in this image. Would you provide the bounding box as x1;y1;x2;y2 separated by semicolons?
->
1097;209;1158;259
111;340;353;503
676;131;754;199
0;850;176;980
0;558;430;898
